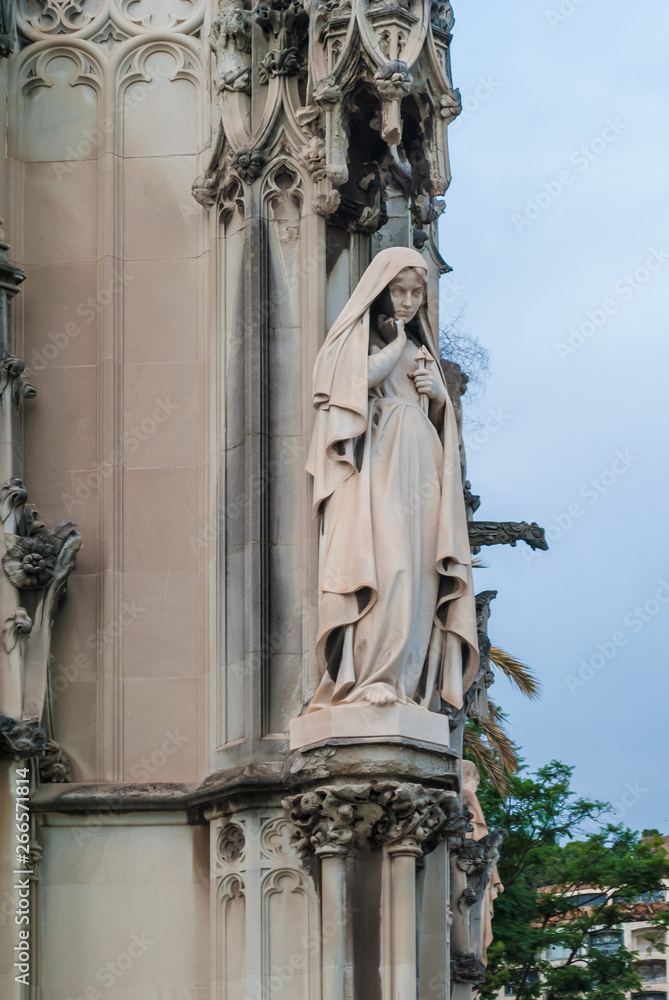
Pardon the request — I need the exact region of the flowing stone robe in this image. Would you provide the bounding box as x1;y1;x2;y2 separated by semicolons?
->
306;247;478;712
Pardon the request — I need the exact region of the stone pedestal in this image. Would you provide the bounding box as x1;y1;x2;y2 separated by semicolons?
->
290;704;451;751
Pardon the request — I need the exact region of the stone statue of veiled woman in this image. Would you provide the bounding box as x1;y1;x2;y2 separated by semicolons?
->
306;247;479;714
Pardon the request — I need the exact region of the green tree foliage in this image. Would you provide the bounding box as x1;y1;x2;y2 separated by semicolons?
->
478;761;669;1000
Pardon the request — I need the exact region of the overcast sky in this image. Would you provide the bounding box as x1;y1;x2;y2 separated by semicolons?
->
439;1;669;832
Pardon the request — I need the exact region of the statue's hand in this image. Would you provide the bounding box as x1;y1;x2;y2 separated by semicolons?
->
377;314;406;346
409;368;446;405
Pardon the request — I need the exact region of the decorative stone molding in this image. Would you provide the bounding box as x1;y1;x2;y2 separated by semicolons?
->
258;46;302;83
217;822;246;863
16;0;206;42
468;520;548;554
284;781;461;857
260;817;298;859
199;0;460;232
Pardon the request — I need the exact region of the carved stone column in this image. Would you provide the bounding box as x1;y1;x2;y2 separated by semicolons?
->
319;842;352;1000
284;754;466;1000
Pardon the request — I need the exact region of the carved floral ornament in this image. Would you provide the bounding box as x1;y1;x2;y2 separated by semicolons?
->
196;0;461;224
15;0;206;43
283;781;468;857
0;478;81;781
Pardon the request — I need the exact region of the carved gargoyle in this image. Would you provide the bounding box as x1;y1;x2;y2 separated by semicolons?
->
468;520;548;554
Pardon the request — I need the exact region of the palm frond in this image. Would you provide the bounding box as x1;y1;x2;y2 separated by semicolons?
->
483;700;521;774
464;727;508;796
471;556;488;569
490;644;541;700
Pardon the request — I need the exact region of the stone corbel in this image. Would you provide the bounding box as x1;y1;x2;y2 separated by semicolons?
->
313;79;348;187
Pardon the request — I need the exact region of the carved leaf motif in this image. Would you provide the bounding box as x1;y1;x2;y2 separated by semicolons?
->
3;534;57;589
258;47;303;84
3;520;81;591
284;782;461;857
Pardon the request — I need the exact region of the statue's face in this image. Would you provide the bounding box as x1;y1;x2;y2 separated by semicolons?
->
387;267;425;324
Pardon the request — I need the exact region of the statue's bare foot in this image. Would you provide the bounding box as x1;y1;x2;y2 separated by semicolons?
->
364;688;397;706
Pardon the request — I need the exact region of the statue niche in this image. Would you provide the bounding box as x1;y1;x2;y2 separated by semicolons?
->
292;247;479;747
